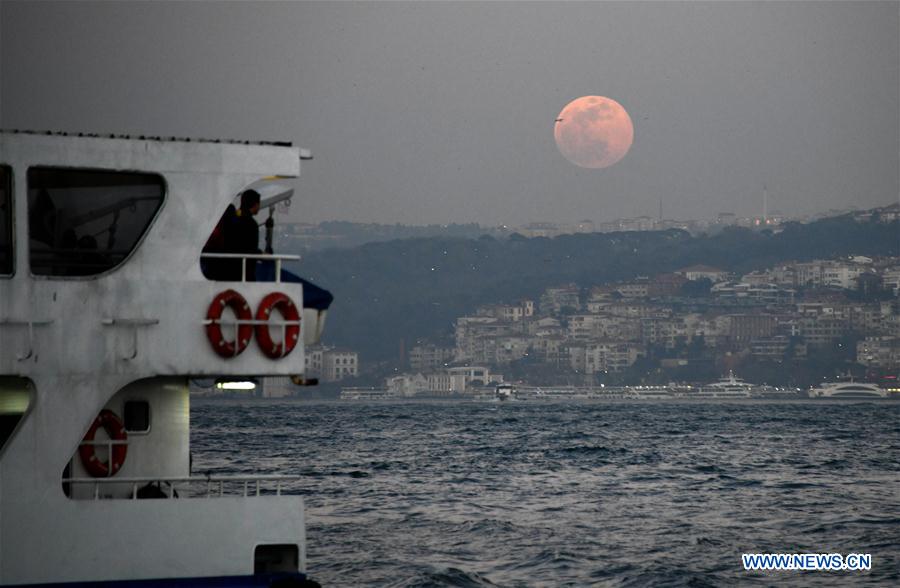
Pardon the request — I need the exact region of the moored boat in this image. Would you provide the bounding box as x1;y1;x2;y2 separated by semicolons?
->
0;130;328;586
625;385;676;400
693;372;757;399
808;380;887;399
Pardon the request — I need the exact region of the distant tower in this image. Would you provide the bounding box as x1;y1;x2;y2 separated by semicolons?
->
763;184;768;224
658;197;663;222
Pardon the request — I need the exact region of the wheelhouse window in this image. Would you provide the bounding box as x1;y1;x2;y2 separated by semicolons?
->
0;166;12;275
27;167;164;277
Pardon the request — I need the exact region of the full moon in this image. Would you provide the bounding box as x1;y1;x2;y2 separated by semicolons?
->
554;96;634;169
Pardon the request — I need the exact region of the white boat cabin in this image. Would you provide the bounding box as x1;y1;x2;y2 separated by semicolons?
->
0;130;325;585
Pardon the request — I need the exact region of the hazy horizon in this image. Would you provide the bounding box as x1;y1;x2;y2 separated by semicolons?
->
2;1;897;227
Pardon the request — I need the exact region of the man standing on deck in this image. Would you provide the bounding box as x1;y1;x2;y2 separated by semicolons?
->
225;189;263;281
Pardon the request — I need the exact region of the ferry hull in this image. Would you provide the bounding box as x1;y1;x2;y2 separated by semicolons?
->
8;572;317;587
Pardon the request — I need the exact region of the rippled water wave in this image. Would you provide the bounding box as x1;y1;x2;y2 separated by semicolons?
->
191;400;900;587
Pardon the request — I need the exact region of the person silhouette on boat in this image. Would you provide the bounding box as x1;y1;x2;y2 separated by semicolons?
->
224;189;263;281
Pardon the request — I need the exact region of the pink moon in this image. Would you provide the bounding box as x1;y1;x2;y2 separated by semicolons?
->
554;96;634;169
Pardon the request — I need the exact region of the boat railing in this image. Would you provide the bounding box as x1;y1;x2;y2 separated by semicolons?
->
199;252;301;282
62;474;304;500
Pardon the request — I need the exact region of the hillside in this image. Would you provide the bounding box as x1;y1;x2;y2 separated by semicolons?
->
288;217;899;363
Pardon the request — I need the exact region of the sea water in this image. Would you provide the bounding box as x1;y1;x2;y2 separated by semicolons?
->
191;400;900;587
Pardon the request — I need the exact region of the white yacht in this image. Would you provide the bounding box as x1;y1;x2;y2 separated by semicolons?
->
0;130;329;586
808;381;887;399
694;372;757;398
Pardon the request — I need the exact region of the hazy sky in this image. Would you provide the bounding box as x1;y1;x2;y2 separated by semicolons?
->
1;1;898;226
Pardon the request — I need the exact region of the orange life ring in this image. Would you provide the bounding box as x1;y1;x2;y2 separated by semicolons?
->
79;409;128;478
206;289;253;358
255;292;301;359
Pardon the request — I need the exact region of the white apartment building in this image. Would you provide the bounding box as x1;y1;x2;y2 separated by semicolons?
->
424;366;502;395
823;263;867;289
476;300;535;322
615;282;650;298
323;349;358;382
712;282;795;305
526;317;564;337
641;316;691;349
305;345;359;382
881;267;900;296
305;346;324;376
567;314;606;340
527;335;566;363
793;259;870;289
408;343;455;371
676;265;728;282
583;341;643;373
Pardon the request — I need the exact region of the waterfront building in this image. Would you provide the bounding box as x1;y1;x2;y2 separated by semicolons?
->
857;337;900;370
408;343;455;371
305;345;359;382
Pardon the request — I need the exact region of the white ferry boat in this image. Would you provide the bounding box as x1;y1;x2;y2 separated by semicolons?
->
694;372;757;399
625;385;676;400
808;380;887;399
495;383;517;401
0;130;329;586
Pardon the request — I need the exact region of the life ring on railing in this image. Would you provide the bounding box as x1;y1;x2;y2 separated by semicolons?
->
79;409;128;478
206;289;253;358
255;292;301;359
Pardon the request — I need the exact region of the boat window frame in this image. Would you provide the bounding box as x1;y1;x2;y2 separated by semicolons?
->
0;164;13;277
0;377;35;460
25;165;168;280
123;399;152;435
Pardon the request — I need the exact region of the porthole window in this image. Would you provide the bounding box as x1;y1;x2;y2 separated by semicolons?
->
27;167;164;277
124;400;150;433
0;165;12;275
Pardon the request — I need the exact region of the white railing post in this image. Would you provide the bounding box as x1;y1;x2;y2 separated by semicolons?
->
199;253;299;284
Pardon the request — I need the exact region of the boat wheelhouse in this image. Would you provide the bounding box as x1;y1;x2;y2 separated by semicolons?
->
0;130;327;586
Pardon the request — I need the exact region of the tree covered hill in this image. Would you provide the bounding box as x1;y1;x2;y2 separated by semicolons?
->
289;217;899;363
